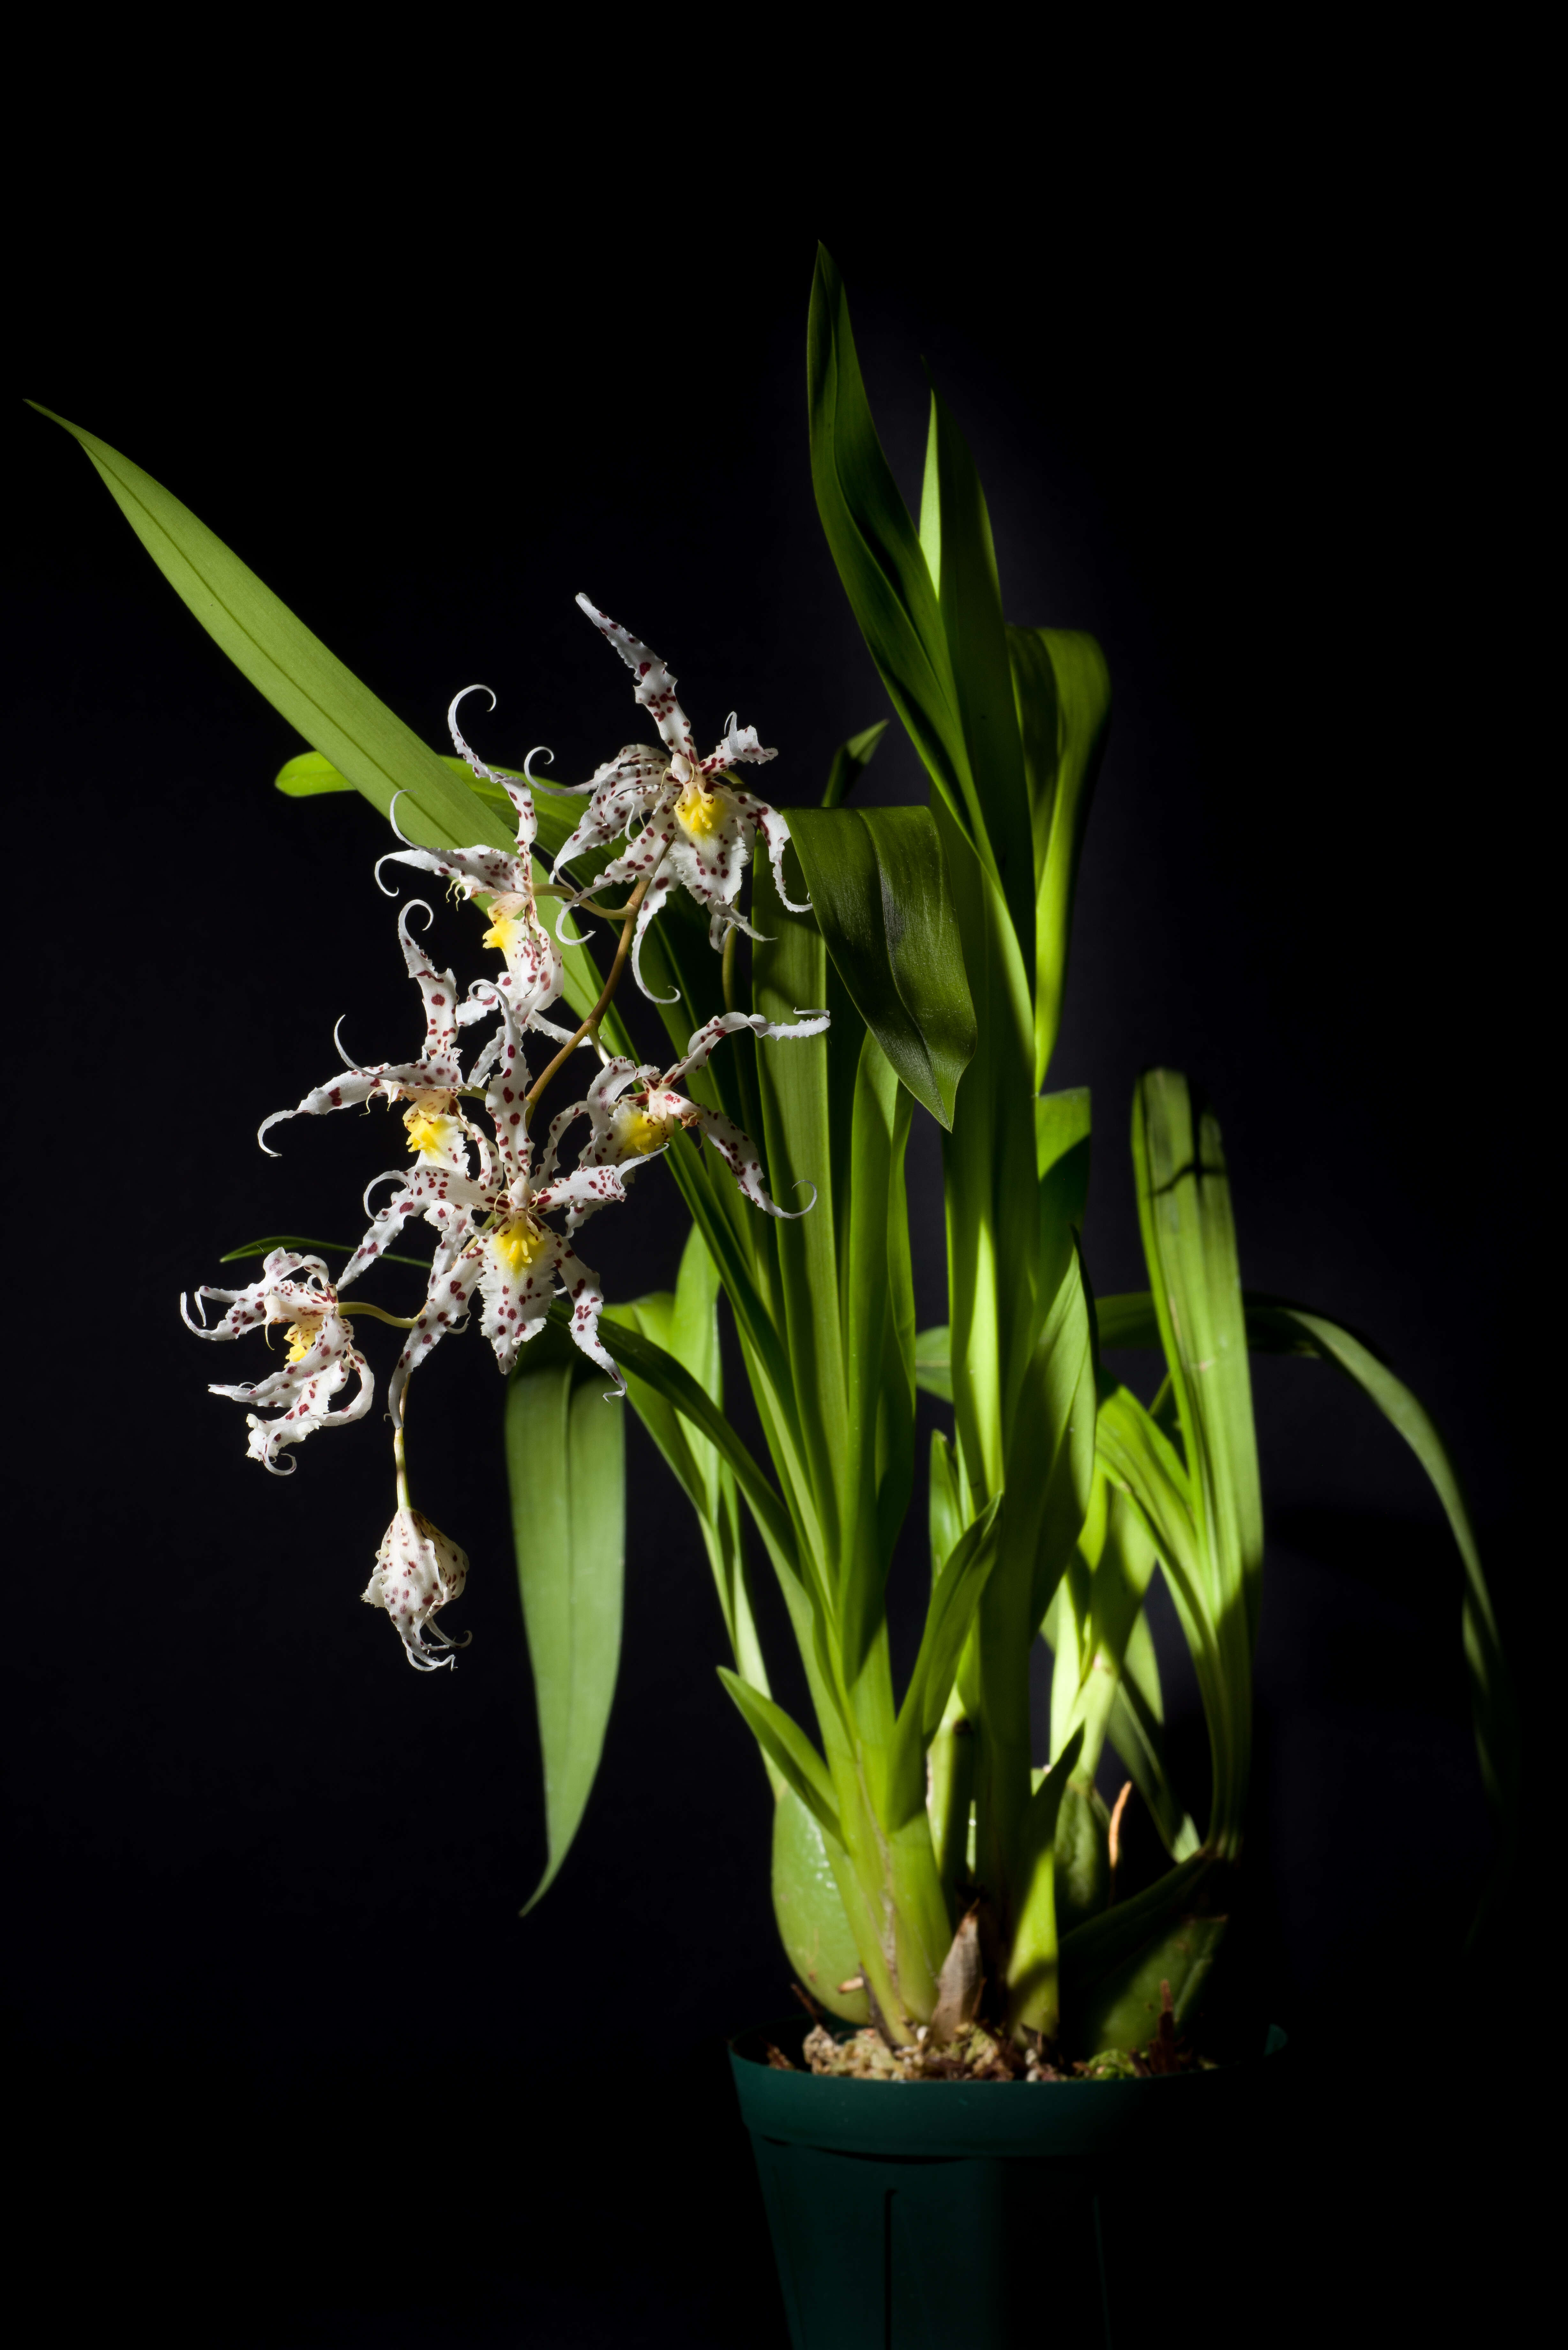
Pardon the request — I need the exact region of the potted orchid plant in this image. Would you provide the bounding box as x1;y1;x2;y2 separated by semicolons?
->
31;246;1517;2347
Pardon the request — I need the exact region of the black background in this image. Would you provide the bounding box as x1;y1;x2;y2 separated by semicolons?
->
9;162;1545;2348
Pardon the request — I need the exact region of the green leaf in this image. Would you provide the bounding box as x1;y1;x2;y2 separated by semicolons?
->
1067;1913;1228;2058
1007;626;1111;1088
1131;1072;1261;1859
788;805;976;1130
771;1785;869;2023
1036;1085;1092;1305
1058;1848;1215;1998
1093;1375;1236;1850
31;404;501;858
1097;1287;1319;1354
1020;1721;1085;1868
915;1325;954;1404
611;1231;777;1793
1107;1662;1202;1862
1250;1295;1519;1845
921;389;1036;986
821;720;889;809
927;1427;970;1576
806;249;971;823
846;1030;918;1657
895;1496;1002;1762
717;1671;841;1841
217;1232;431;1272
1004;1723;1086;2036
588;1304;801;1598
274;747;609;872
1133;1071;1263;1641
508;1324;625;1915
1095;1280;1517;1876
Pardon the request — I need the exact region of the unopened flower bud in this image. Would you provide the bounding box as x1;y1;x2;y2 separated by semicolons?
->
362;1508;472;1671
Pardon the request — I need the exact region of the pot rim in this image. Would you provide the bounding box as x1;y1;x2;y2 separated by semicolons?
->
728;2013;1288;2160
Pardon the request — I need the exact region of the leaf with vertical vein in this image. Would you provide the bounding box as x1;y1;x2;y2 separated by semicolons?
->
510;1325;625;1915
1132;1071;1264;1667
1007;626;1111;1089
821;719;890;808
29;404;501;857
788;806;976;1130
806;249;971;823
921;389;1035;982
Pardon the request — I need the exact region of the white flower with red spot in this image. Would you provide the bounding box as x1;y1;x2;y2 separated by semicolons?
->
370;989;644;1418
550;598;809;998
180;1250;373;1473
362;1508;471;1672
258;901;481;1170
547;1011;828;1229
378;689;571;1042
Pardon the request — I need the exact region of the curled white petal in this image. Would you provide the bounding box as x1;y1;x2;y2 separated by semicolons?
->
386;790;419;847
363;1168;404;1217
447;685;498;763
554;897;592;948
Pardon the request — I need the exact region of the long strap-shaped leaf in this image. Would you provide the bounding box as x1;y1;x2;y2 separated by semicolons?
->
788;805;977;1132
1133;1072;1264;1651
31;405;502;857
508;1327;626;1915
1096;1285;1519;1860
582;1305;801;1599
806;251;970;834
1006;625;1112;1090
918;389;1036;984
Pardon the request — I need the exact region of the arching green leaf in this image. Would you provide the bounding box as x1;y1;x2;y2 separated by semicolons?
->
30;403;499;858
788;805;976;1129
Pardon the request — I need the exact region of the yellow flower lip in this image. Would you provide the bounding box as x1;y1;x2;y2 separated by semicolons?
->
284;1316;321;1364
676;780;725;839
404;1106;454;1156
492;1216;547;1276
619;1105;675;1157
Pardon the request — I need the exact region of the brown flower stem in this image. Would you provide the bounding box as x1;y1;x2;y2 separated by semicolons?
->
524;851;667;1119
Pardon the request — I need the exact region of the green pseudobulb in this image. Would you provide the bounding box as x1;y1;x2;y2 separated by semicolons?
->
771;1786;870;2026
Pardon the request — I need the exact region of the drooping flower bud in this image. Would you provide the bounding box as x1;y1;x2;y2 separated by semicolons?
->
362;1508;472;1671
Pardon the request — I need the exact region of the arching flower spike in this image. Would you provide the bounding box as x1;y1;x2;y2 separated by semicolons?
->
548;1011;828;1228
550;599;810;998
180;1250;373;1473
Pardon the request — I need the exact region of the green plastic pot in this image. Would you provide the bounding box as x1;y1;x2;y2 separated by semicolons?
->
730;2015;1288;2350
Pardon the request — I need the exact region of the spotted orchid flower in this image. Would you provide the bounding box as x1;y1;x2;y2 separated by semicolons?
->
258;901;483;1176
543;1011;829;1230
378;689;573;1042
362;1508;471;1672
550;598;810;999
353;989;645;1419
180;1249;374;1473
